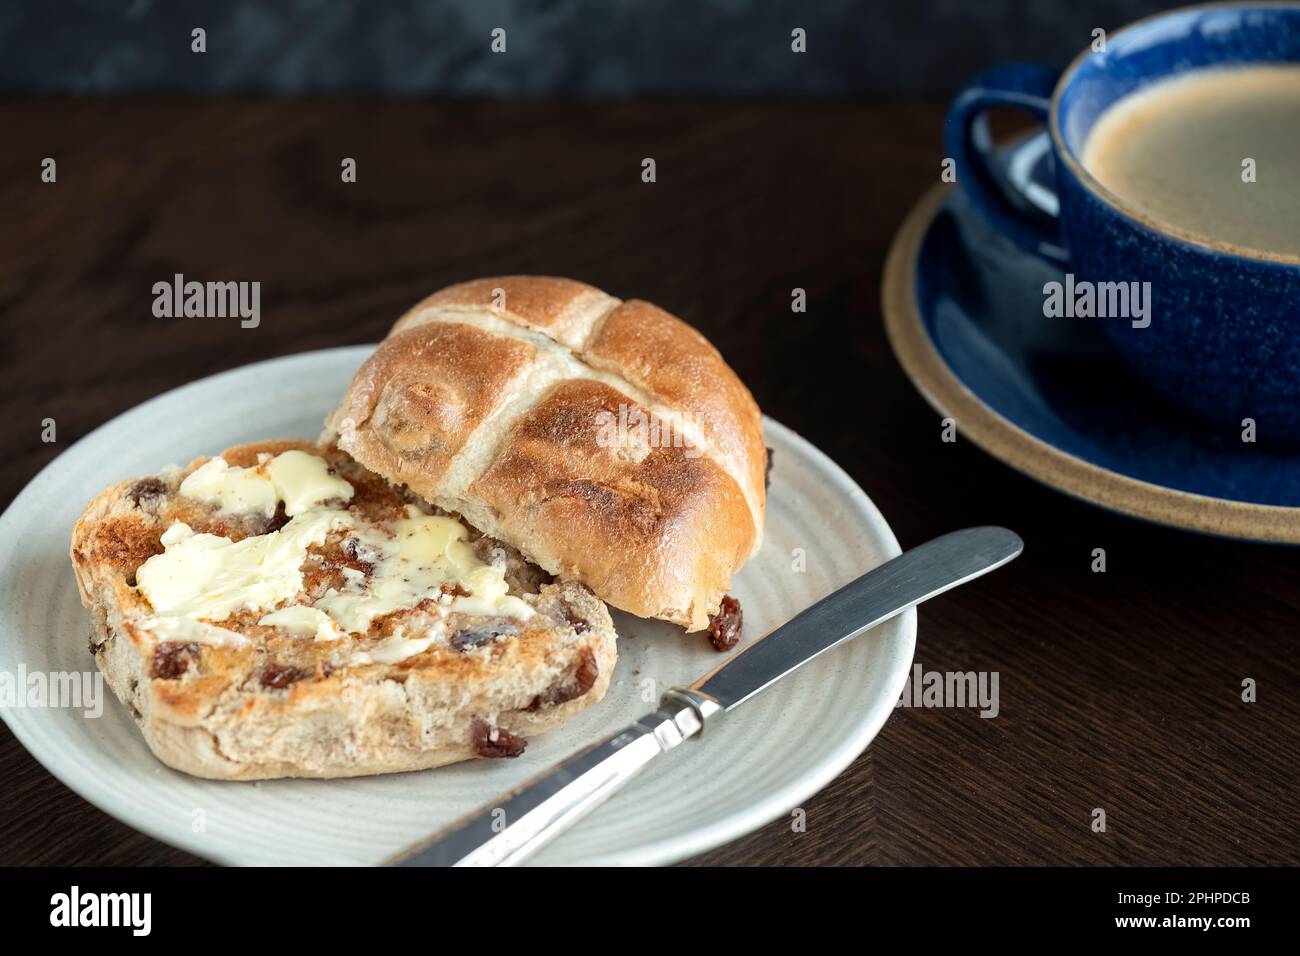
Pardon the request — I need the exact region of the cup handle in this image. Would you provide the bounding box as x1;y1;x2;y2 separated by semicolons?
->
943;63;1066;262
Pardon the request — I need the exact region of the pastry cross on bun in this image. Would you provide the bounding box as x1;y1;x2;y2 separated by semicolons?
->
326;277;766;632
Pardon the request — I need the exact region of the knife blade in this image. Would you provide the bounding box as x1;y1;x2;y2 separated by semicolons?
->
388;525;1022;867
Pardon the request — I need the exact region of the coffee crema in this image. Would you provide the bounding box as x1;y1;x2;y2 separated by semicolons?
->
1081;66;1300;257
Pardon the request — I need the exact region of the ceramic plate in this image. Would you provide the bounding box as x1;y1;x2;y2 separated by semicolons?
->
883;135;1300;542
0;346;915;866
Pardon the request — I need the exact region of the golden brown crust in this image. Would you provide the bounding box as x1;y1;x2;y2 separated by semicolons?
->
328;324;536;490
584;299;767;523
326;276;766;631
70;440;617;780
399;276;618;349
471;380;753;627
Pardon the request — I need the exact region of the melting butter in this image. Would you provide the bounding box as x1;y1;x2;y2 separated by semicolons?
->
179;450;353;517
257;605;343;642
136;510;346;622
268;451;354;516
314;508;533;635
140;445;533;651
350;632;443;665
453;564;530;617
140;616;249;647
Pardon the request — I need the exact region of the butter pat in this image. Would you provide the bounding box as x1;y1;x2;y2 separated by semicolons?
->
179;450;353;517
136;510;346;621
179;459;277;516
314;511;476;634
351;632;442;665
453;565;534;618
140;616;249;647
268;451;354;516
315;508;533;634
258;605;344;642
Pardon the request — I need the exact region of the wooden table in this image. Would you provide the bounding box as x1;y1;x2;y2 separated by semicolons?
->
3;98;1297;866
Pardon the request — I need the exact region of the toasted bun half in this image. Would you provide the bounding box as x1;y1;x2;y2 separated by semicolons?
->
70;440;616;780
325;277;766;632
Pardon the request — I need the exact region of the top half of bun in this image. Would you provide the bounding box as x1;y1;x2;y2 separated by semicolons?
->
324;276;766;632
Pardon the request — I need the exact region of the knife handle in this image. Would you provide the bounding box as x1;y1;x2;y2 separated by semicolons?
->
388;689;723;867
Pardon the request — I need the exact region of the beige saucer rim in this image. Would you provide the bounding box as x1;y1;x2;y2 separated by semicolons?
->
881;183;1300;543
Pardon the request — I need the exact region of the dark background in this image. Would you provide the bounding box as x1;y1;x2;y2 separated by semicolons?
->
4;0;1298;869
5;0;1171;96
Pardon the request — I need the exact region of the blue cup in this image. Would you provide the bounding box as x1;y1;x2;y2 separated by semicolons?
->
944;3;1300;439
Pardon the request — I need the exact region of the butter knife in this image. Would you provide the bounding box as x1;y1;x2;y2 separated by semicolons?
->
388;525;1023;867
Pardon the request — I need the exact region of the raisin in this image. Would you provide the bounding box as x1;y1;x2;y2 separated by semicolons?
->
261;663;310;689
151;642;199;679
129;477;167;507
764;447;775;490
450;619;520;652
707;595;743;652
249;503;290;536
340;536;376;574
573;649;600;692
471;717;526;758
561;604;590;634
528;648;599;710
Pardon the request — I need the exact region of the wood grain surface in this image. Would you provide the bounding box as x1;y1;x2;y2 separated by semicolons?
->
2;97;1296;866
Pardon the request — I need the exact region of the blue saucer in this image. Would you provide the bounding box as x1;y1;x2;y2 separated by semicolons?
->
883;135;1300;542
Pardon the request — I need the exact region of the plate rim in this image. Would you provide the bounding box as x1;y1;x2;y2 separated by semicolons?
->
585;415;916;866
0;345;916;866
882;183;1300;544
